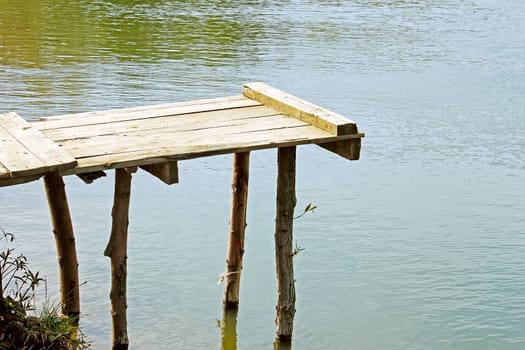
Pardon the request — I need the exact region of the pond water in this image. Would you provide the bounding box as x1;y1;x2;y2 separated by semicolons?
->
1;1;524;349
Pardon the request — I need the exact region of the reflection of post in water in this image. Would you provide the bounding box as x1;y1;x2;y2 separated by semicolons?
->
221;308;239;350
220;307;293;350
274;337;292;350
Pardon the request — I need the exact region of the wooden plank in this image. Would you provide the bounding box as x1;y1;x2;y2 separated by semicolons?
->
0;120;47;178
55;114;308;158
0;112;77;178
41;105;278;141
40;95;249;121
36;95;261;130
0;82;362;178
243;82;358;136
317;137;362;160
140;161;179;185
63;125;355;174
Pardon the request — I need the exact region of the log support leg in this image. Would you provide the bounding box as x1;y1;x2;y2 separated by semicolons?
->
223;152;250;308
104;168;133;350
274;147;297;340
43;172;80;327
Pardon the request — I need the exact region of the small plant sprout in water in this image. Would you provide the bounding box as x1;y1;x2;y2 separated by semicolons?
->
291;202;317;257
293;202;317;220
292;241;305;257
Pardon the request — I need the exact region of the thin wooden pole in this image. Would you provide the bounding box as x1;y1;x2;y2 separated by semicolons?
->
104;168;133;350
43;172;80;326
223;152;250;308
274;146;297;340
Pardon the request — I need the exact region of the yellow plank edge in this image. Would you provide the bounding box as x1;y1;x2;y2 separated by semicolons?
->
1;122;47;178
243;82;358;136
0;113;77;178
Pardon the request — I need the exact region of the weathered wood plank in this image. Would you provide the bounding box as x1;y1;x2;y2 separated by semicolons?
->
0;121;47;178
317;137;362;160
60;125;358;175
243;82;358;136
0;112;76;178
41;105;277;141
36;95;261;130
140;161;179;185
40;95;249;121
54;114;306;158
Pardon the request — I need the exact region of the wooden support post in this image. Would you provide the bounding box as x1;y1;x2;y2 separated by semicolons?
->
43;172;80;326
274;146;297;340
223;152;250;308
104;168;133;350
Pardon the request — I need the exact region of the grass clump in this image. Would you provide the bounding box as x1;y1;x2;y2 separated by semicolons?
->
0;227;90;349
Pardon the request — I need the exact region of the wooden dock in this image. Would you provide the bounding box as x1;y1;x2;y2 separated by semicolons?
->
0;82;363;348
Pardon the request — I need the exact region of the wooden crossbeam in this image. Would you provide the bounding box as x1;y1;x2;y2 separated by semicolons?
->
243;82;358;136
317;138;362;160
140;161;179;185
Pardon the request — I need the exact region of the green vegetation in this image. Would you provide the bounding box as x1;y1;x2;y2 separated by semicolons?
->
291;203;317;257
0;227;90;350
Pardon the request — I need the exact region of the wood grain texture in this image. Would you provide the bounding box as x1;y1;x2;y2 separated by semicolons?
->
104;169;132;350
36;95;260;129
317;138;362;160
243;82;358;136
43;172;80;326
224;152;250;307
0;112;76;179
140;161;179;185
2;83;362;183
61;125;352;175
274;147;297;340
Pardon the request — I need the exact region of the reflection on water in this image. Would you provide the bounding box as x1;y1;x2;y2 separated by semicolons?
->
220;308;238;350
0;0;265;67
273;338;292;350
1;0;525;349
220;308;292;350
